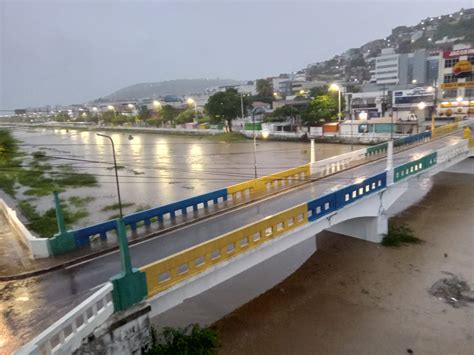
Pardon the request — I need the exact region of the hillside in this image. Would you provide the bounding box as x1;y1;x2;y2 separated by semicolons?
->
97;78;242;102
305;7;473;84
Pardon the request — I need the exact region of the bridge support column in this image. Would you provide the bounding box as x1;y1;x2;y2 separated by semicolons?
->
49;191;76;256
328;214;388;244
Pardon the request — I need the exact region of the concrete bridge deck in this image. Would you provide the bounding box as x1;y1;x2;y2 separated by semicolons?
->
2;129;471;352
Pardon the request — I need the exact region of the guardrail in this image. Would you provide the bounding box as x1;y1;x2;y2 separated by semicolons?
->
312;147;367;176
0;199;50;258
141;203;308;297
16;283;114;355
307;172;387;222
394;152;437;182
432;122;459;137
437;139;469;164
71;189;228;248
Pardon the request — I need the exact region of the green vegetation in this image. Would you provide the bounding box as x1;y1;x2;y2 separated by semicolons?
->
146;325;219;355
101;201;135;212
18;200;88;237
382;222;422;247
204;132;248;142
206;88;251;131
68;196;95;208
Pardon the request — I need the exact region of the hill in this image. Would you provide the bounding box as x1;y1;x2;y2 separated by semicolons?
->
96;78;242;102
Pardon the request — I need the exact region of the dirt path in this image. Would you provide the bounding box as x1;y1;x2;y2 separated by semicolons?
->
214;171;474;355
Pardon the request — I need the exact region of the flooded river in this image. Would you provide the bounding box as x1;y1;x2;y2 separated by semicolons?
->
10;127;354;228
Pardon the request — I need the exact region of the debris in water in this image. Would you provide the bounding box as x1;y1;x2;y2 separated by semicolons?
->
406;349;414;354
444;253;448;258
428;273;474;308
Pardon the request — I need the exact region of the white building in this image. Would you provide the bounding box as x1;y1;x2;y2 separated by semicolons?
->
374;48;401;85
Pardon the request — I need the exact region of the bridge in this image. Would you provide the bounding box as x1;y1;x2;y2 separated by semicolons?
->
11;121;474;354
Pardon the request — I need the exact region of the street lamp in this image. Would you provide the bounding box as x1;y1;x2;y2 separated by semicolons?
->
186;98;198;123
153;100;162;110
417;101;427;110
96;133;125;218
456;96;463;103
107;105;116;120
329;83;342;122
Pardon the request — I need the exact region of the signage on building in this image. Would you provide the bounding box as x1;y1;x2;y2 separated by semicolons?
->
392;88;434;106
443;48;474;58
452;60;473;78
440;81;474;89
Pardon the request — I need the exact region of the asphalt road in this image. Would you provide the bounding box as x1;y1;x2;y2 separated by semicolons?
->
0;132;466;352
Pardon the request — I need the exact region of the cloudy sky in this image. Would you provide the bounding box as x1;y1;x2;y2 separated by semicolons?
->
0;0;471;109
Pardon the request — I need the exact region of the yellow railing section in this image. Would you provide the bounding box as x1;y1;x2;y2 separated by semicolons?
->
432;122;459;137
141;203;308;297
227;164;311;200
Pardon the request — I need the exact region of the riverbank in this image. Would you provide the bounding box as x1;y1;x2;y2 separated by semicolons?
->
213;170;474;354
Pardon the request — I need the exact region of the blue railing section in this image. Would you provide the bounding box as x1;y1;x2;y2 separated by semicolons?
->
307;172;387;222
71;188;228;248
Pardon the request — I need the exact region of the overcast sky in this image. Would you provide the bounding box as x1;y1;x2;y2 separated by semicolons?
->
0;0;471;109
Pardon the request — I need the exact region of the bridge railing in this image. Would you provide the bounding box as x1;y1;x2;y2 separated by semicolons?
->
141;203;308;297
394;152;437;182
53;123;472;254
16;283;114;355
437;139;470;164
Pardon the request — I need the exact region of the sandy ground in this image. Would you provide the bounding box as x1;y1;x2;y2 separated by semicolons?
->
214;171;474;355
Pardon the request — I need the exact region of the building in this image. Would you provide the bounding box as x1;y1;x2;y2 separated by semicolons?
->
345;91;386;120
392;87;435;122
372;48;439;87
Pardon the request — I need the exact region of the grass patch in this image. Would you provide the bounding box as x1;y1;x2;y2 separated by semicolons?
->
204;132;248;142
106;165;126;170
68;195;95;207
55;172;98;187
18;200;88;237
382;222;422;247
146;324;219;355
102;201;135;212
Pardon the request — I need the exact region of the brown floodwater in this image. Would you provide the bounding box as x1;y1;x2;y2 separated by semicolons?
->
213;165;474;354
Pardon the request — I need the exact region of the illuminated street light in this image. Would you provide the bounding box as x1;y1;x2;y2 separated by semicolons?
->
153;100;162;109
298;90;305;96
127;103;135;109
329;83;342;122
358;111;368;120
107;105;115;111
92;107;98;112
412;79;417;84
417;101;426;110
187;98;198;123
426;86;434;93
456;96;463;103
261;130;270;139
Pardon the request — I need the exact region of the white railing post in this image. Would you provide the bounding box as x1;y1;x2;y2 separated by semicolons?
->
386;140;394;184
310;139;315;164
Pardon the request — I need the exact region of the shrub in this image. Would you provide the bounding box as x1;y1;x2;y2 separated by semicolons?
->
146;324;219;355
382;222;421;247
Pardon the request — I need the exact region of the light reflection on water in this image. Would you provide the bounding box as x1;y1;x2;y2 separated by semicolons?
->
11;127;356;228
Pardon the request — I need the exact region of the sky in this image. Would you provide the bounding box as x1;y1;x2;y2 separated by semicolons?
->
0;0;471;109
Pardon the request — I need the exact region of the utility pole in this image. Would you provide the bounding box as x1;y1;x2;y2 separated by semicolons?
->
240;92;245;119
381;83;386;117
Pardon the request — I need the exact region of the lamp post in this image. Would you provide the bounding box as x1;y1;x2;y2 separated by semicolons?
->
97;133;124;218
240;92;245;119
107;105;116;121
329;83;342;122
251;110;258;179
427;82;437;132
187;98;198;123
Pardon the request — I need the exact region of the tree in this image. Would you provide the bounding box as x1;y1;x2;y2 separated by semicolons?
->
138;105;151;121
175;109;195;124
160;105;180;124
302;95;338;127
309;85;329;98
266;105;301;122
205;88;243;132
256;79;273;99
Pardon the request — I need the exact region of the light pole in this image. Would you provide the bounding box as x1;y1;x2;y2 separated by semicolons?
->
240;92;245;119
251;110;258;179
329;83;342;122
187;98;198;123
97;133;124;218
107;105;116;121
427;82;436;132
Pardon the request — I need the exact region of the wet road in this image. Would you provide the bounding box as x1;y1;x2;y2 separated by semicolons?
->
0;131;468;353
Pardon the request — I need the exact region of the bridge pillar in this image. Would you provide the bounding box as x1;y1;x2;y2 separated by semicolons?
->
49;191;76;256
328;213;388;244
